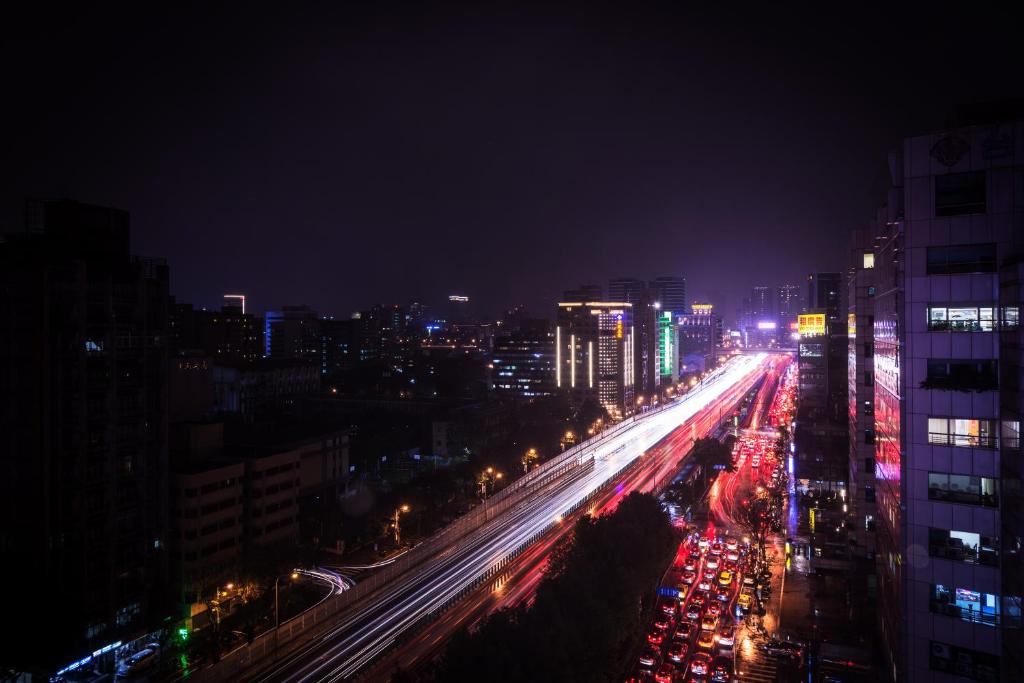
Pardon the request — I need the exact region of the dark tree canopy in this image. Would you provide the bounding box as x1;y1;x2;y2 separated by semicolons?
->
430;492;676;683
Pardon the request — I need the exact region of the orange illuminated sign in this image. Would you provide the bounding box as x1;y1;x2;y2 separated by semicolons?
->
797;314;826;336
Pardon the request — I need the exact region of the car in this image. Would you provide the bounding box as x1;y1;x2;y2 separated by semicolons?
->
698;537;709;550
742;575;755;587
760;638;805;661
705;555;720;570
726;550;740;562
725;538;739;551
647;629;665;645
697;579;712;592
697;629;716;650
639;646;661;668
654;663;676;683
667;640;689;663
751;456;761;467
685;603;702;620
715;586;730;602
702;569;716;581
653;615;674;632
738;592;753;612
710;543;723;556
116;648;157;678
675;583;690;599
681;570;697;584
718;571;733;587
705;601;722;617
659;598;677;615
683;557;698;571
689;652;713;676
710;658;732;682
700;613;719;631
675;620;697;640
716;625;735;648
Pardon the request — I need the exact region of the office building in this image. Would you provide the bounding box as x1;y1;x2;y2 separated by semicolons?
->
264;305;321;362
678;303;722;373
212;359;319;417
656;310;679;382
320;318;357;377
608;277;646;306
648;276;687;314
847;221;878;562
751;285;774;318
777;283;803;330
807;272;843;324
555;301;634;420
492;320;556;398
869;118;1023;682
0;200;169;669
562;284;603;301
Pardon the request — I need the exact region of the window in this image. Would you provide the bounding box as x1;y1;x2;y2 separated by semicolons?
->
864;457;874;474
929;640;1000;681
924;359;998;391
926;243;996;274
928;417;997;448
864;371;873;387
864;429;875;445
935;171;986;216
864;485;875;503
864;342;873;357
867;286;876;297
927;305;1019;332
864;515;875;532
928;528;999;566
1003;421;1020;450
863;400;874;416
863;253;875;269
927;472;999;507
930;584;1001;626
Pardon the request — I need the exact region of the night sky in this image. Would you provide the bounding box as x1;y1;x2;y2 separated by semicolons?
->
3;4;1020;323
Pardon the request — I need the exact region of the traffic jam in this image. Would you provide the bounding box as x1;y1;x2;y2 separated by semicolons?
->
632;531;754;682
630;363;801;682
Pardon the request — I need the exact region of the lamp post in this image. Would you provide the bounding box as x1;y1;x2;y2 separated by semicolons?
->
393;504;410;545
522;447;538;473
479;467;503;498
274;571;300;657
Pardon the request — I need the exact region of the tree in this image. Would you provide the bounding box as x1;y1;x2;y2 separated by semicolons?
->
690;436;735;489
435;493;675;683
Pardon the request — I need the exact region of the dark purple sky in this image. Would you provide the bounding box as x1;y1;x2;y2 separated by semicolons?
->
3;4;1020;322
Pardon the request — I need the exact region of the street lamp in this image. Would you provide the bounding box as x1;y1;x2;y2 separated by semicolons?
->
479;468;503;498
274;571;300;656
522;447;539;472
393;504;411;544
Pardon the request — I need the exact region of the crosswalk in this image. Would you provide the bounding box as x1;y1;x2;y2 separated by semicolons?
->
735;646;778;682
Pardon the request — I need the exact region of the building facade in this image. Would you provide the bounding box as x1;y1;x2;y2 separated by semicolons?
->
678;303;722;373
848;221;879;562
0;200;169;669
871;119;1024;682
491;321;556;398
555;301;635;420
648;275;687;313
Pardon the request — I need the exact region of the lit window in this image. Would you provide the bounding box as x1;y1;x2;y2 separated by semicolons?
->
863;253;875;269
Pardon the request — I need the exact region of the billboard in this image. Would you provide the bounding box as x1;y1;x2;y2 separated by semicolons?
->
797;313;826;336
757;320;777;330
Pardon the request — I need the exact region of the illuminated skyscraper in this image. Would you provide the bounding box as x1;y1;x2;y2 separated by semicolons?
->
555;301;634;420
